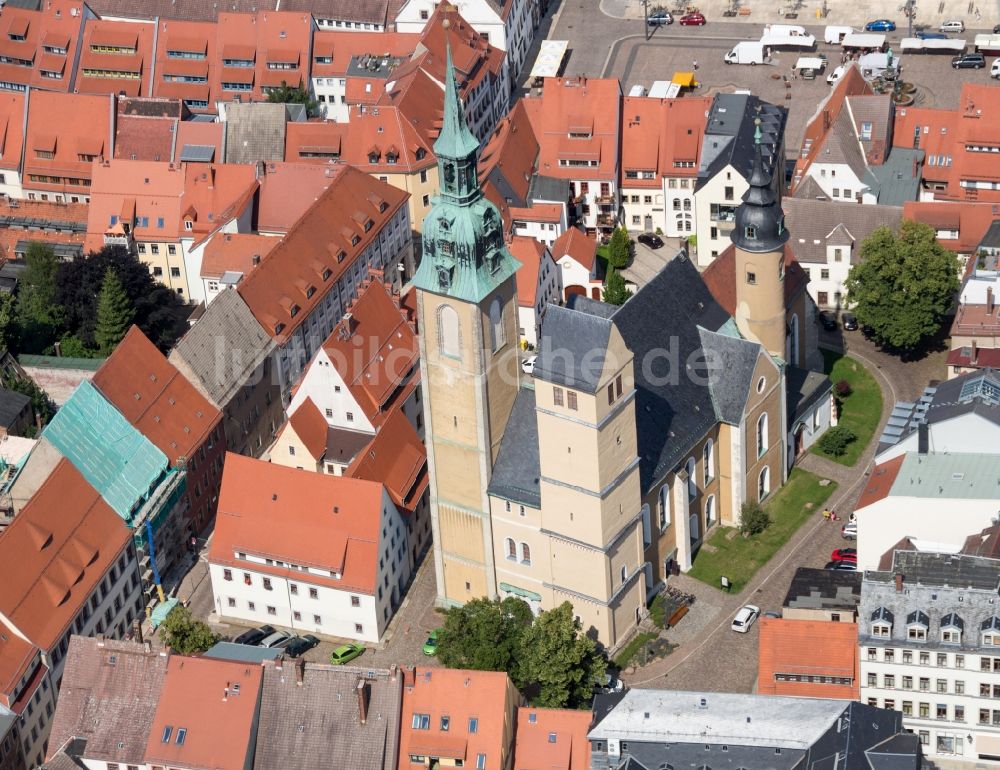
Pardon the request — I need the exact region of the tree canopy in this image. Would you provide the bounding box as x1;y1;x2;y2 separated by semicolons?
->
265;82;320;116
94;268;135;354
607;227;631;269
845;221;959;352
435;598;606;708
603;265;632;306
160;605;220;654
16;243;63;352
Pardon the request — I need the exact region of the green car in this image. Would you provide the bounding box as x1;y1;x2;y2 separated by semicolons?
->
422;629;440;656
329;643;365;665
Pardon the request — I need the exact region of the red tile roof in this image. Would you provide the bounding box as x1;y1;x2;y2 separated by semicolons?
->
877;535;918;570
321;276;418;423
552;227;597;271
478;99;539;206
701;243;808;316
237;166;408;342
254;161;342;234
902;201;1000;254
200;232;278;280
509;203;561;224
514;708;591;770
398;668;516;770
114;114;177;162
0;90;26;173
893;83;1000;202
0;0;86;93
309;29;417;78
145;655;263;770
620;96;710;187
508;236;548;307
0;621;38;704
23;90;112;194
287;397;328;460
0;459;131;651
757;618;859;699
528;76;621;182
856;454;905;509
75;18;156;97
946;345;1000;371
209;453;385;593
347;408;426;513
92;326;221;466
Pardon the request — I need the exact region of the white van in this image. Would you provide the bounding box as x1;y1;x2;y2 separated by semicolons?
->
940;20;965;32
992;59;1000;78
824;25;853;44
628;84;647;97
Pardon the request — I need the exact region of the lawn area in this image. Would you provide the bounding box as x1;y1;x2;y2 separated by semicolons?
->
811;349;883;467
688;469;837;593
613;631;657;669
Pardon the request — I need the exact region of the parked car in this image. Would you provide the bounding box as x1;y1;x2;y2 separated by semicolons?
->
819;311;837;331
259;630;293;649
232;625;275;646
841;522;857;540
595;673;625;693
278;635;320;658
841;312;858;331
825;560;857;571
865;19;896;31
731;604;760;633
861;323;875;338
679;12;706;25
762;610;782;619
330;643;366;665
939;19;965;32
521;355;537;375
422;629;440;656
638;232;664;249
916;31;948;39
831;547;858;563
953;52;986;69
647;11;672;25
826;65;846;85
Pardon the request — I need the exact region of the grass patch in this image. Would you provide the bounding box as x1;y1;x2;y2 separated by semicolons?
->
649;595;668;629
688;469;837;593
613;631;657;669
811;349;883;466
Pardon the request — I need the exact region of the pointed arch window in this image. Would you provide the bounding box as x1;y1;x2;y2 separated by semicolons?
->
757;413;769;457
703;440;715;484
489;297;505;352
439;305;460;359
686;457;697;500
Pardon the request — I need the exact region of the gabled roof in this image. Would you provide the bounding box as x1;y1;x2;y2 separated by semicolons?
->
904;200;1000;255
698;327;760;425
145;655;263;770
551;227;597;272
514;707;591;770
782;197;902;264
856;454;905;509
287;0;390;25
758;618;859;698
287;397;328;461
237;166;408;342
698;93;786;190
0;459;130;651
478;99;539;208
201;233;278;281
0;619;37;702
508;236;549;307
223;103;289;164
702;243;809;316
23;91;112;192
253;661;402;770
620;96;710;186
0;91;26;172
92;326;220;466
46;638;169;765
0;0;86;93
347;408;426;512
254;161;342;234
209;453;386;593
488;388;540;508
75;18;157;97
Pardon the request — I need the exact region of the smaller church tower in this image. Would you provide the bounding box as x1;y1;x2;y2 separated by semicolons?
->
411;41;522;607
730;121;790;360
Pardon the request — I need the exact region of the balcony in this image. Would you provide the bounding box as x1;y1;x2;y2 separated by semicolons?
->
596;213;616;228
595;194;615;204
103;232;132;248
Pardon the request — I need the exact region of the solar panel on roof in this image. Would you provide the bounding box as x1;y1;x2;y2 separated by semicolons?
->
179;144;216;163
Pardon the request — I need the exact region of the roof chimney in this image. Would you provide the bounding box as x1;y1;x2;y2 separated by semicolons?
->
917;422;929;454
822;110;831;131
295;657;305;686
256;160;266;179
252;254;261;266
989;286;995;314
972;339;979;364
357;679;369;724
895;573;904;592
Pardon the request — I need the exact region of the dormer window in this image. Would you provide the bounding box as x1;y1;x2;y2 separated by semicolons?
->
415;148;426;161
907;610;929;641
982;616;1000;646
322;268;333;280
289;304;300;318
275;322;285;335
350;235;360;246
870;607;893;638
941;613;964;644
745;225;757;240
368;152;379;164
336;251;346;263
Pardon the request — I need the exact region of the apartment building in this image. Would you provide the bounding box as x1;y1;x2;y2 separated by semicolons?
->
550;227;602;302
208;454;413;643
0;92;25;198
74;17;156;97
860;548;1000;763
0;0;88;94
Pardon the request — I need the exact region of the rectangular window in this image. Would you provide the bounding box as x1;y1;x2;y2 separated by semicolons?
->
309;588;319;599
468;717;478;733
161;727;172;743
919;702;929;718
553;387;563;406
567;391;578;411
314;615;322;624
223;569;232;581
176;728;187;745
263;578;272;591
228;597;236;607
616;375;623;398
355;623;363;633
477;755;486;770
607;383;614;404
351;595;361;607
412;713;430;730
440;716;450;731
902;676;912;689
267;606;276;616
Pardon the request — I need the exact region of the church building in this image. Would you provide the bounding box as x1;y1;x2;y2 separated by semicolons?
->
413;54;832;649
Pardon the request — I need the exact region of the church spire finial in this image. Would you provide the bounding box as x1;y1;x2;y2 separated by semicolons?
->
434;41;480;162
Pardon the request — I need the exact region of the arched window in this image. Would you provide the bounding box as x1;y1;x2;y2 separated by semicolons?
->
758;466;771;501
658;485;671;530
757;413;769;457
520;542;531;564
683;198;691;211
488;297;505;352
705;495;716;527
686;457;697;500
439;305;460;359
703;440;714;484
505;537;516;560
673;198;681;211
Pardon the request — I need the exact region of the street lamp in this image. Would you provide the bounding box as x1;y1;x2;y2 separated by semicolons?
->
642;0;650;40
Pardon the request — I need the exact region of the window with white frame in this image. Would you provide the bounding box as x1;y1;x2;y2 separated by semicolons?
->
658;485;671;530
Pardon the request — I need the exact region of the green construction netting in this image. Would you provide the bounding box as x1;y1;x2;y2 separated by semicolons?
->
44;380;168;525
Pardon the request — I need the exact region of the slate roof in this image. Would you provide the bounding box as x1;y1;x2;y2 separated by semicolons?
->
782;567;862;612
169;289;276;407
697;93;787;191
782;197;903;264
223;103;289;164
253;662;402;770
980;220;1000;250
865;148;923;206
0;388;30;429
698;328;759;425
785;366;833;424
869;550;1000;592
46;638;168;765
487;388;541;508
535;305;613;394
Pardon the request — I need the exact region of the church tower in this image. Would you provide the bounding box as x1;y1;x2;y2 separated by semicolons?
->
412;43;521;607
730;121;790;360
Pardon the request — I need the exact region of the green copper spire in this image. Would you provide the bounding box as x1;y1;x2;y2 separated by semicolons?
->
434;42;480;163
410;39;520;304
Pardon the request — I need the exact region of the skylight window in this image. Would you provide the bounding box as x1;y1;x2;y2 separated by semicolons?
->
176;728;187;745
161;726;172;743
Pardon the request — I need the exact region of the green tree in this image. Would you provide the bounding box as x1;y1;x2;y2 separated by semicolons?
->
0;371;55;437
94;268;134;353
817;425;857;457
436;597;534;682
738;500;771;536
265;82;320;116
602;265;632;306
57;333;98;359
845;221;959;352
160;605;219;654
607;227;631;269
16;242;63;353
0;293;19;353
520;602;606;709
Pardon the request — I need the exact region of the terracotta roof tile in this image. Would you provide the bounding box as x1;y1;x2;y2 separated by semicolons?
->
309;30;417;77
75;18;156;97
702;243;807;316
255;161;343;234
513;707;591;770
508;236;548;307
757;618;859;699
620;96;710;186
24;91;112;194
478;100;539;207
856;454;905;509
0;620;38;702
201;232;278;280
92;326;221;465
287;397;328;460
209;453;385;593
347;408;426;512
0;460;131;651
0;0;86;93
551;227;596;271
0;90;26;172
114;114;176;162
903;201;1000;254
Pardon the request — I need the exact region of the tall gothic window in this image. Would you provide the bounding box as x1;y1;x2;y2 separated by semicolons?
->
489;297;505;352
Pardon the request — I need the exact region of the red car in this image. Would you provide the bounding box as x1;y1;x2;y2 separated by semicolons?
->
680;12;706;25
831;548;858;563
